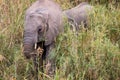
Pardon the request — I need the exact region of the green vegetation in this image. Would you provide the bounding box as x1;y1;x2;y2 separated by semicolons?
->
0;0;120;80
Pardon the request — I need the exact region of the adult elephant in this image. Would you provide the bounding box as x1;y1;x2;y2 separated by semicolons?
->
23;0;63;77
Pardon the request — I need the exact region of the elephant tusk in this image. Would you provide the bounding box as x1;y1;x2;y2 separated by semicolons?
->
34;43;37;49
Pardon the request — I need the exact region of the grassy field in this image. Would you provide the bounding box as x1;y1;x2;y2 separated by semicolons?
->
0;0;120;80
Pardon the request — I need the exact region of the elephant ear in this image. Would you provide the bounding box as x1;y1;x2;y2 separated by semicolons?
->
30;8;49;31
36;8;49;21
35;9;49;31
64;10;77;27
66;14;77;28
30;8;49;23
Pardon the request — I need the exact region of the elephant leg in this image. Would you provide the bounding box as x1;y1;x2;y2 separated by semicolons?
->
33;55;43;79
45;42;55;77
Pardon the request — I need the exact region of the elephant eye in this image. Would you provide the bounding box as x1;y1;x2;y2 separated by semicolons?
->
38;26;42;33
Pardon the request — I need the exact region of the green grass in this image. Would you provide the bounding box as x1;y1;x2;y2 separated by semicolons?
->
0;0;120;80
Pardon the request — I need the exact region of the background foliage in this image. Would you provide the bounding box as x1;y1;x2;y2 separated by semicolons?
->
0;0;120;80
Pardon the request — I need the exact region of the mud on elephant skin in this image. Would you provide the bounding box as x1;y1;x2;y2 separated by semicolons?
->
23;0;63;76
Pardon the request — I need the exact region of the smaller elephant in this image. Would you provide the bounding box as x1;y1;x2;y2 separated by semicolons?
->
63;2;93;31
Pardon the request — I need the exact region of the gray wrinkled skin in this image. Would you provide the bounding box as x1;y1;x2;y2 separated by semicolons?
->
23;0;63;76
63;2;93;31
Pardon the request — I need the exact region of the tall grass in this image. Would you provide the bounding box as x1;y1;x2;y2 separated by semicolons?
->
0;0;120;80
54;5;120;80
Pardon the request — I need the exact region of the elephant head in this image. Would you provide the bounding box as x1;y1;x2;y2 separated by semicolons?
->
23;9;49;59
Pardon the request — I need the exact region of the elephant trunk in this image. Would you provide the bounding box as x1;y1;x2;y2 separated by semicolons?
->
23;31;37;59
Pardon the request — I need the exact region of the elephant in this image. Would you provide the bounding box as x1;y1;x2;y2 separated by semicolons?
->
63;2;93;31
23;0;63;77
